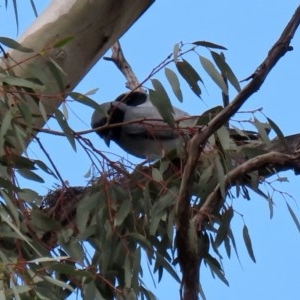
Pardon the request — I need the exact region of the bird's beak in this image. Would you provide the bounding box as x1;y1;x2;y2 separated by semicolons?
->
103;132;111;147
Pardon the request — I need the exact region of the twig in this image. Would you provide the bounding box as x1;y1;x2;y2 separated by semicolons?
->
34;136;67;187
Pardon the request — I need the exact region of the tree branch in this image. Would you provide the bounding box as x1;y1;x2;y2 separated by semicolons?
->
104;41;145;92
176;5;300;300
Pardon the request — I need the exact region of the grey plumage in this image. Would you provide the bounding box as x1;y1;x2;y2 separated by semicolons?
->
91;91;197;159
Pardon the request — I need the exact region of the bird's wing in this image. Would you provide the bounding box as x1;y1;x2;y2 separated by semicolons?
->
122;104;197;140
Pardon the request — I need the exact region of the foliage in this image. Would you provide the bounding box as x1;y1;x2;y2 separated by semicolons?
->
1;12;300;300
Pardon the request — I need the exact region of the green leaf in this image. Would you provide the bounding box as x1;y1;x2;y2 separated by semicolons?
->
199;55;228;95
149;81;175;127
0;189;20;227
128;233;153;252
54;109;76;151
0;37;33;53
69;92;100;109
38;100;48;122
215;207;234;248
252;118;271;147
152;168;163;182
47;59;66;92
176;59;202;98
0;74;44;91
115;199;132;226
30;0;38;17
34;160;57;178
267;117;288;151
192;40;227;50
210;51;241;92
44;276;74;291
59;236;85;263
156;253;181;283
173;43;180;62
205;254;229;286
243;225;256;262
165;68;183;102
54;36;74;48
196;105;223;126
228;228;241;264
31;210;61;231
124;255;132;288
17;169;44;183
85;88;99;96
0;210;41;256
215;155;226;198
76;190;103;234
18;188;42;204
286;202;300;233
0;154;35;169
216;126;231;150
0;110;12;148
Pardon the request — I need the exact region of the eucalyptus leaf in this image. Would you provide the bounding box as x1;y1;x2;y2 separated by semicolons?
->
165;68;183;102
0;37;33;52
149;82;175;127
199;55;228;95
54;36;74;48
176;59;202;98
242;225;256;262
115;199;132;226
69;92;100;109
17;169;44;183
210;51;241;92
192;40;227;50
54;109;76;151
286;202;300;233
0;74;44;90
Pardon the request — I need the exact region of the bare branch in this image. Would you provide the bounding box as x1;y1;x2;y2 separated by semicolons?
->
104;41;145;92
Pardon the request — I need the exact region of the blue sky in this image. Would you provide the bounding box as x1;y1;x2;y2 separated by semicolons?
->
1;1;300;299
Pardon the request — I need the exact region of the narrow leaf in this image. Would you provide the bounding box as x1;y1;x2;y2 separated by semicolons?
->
173;43;180;62
210;51;241;92
54;109;76;151
54;36;74;48
199;55;228;95
267;117;288;150
165;68;183;102
0;74;44;91
243;225;256;262
30;0;38;17
115;199;132;226
31;210;61;231
192;40;227;50
176;59;202;98
34;160;57;178
47;59;66;92
152;168;163;182
205;254;229;286
17;169;44;183
69;92;100;109
286;202;300;233
0;37;33;52
149;81;175;127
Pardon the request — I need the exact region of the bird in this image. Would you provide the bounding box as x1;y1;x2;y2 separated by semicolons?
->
91;91;198;159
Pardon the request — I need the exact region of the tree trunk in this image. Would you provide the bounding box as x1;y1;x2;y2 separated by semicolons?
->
0;0;154;152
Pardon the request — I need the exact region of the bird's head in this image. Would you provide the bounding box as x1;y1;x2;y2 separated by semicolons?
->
91;102;123;147
91;91;148;147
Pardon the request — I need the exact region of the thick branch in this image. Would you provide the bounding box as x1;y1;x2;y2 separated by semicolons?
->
176;5;300;300
197;150;300;222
